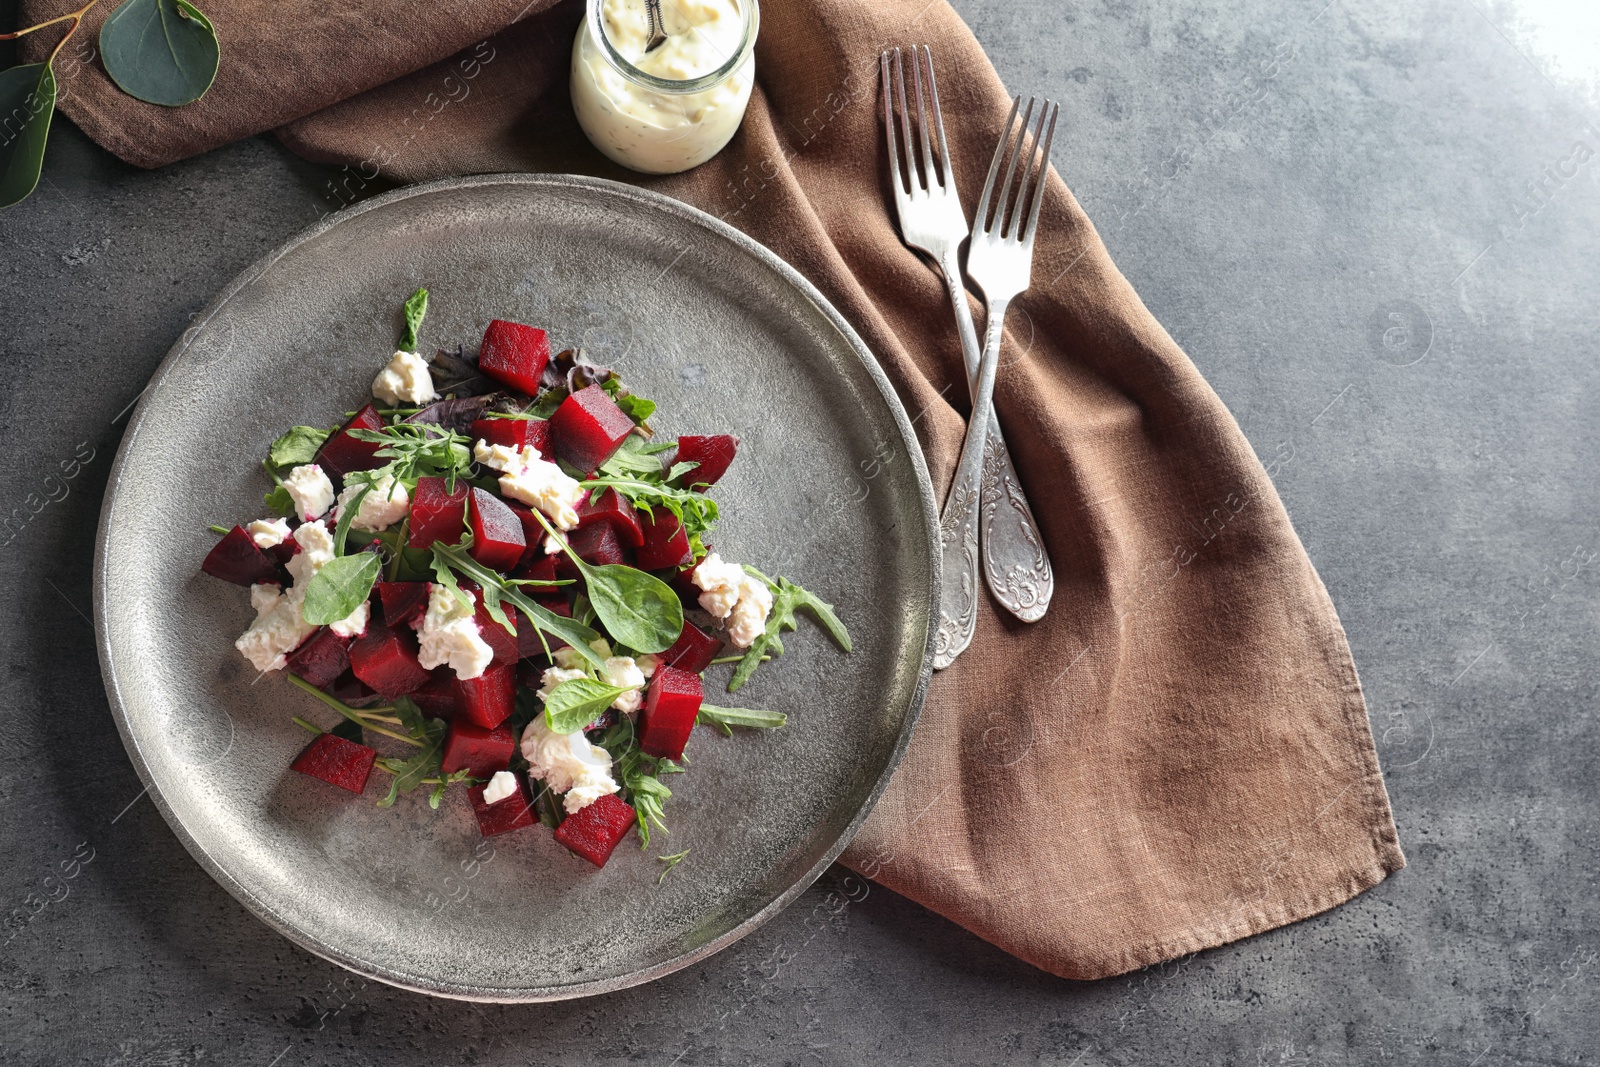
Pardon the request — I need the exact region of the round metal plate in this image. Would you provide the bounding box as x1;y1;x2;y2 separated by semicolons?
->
93;174;938;1001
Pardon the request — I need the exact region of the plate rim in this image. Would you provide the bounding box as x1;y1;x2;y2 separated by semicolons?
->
91;172;940;1002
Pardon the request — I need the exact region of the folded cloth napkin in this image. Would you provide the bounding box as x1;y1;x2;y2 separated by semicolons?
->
22;0;1405;980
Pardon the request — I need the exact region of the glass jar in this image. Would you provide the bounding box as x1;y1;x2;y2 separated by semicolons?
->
570;0;760;175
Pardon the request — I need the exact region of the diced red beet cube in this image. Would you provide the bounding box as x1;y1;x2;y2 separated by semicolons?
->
637;510;692;570
349;615;431;697
661;620;723;675
441;721;517;777
408;476;469;550
478;320;550;395
286;626;352;689
568;522;631;568
639;666;703;760
550;384;635;473
674;434;740;489
201;525;282;587
291;733;376;794
469;778;536;837
317;403;387;479
455;662;515;729
576;488;644;547
554;794;636;867
472;599;519;667
376;581;430;629
513;552;561;584
466;487;527;572
410;668;459;718
469;416;550;456
328;669;383;708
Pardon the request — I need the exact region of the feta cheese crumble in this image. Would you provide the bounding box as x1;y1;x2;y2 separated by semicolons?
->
416;583;495;680
282;464;335;521
234;520;368;670
691;552;773;648
246;517;291;549
481;770;519;806
335;473;410;532
473;440;585;532
371;350;439;406
520;716;620;814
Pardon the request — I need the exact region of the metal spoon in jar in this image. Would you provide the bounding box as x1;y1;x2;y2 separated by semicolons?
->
644;0;668;52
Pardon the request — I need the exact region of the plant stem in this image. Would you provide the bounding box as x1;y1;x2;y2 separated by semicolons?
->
286;674;423;748
0;0;100;41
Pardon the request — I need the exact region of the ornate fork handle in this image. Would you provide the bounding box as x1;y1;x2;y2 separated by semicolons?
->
933;297;1008;669
937;248;1053;624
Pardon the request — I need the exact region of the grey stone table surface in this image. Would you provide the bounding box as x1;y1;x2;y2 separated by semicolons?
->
3;0;1597;1063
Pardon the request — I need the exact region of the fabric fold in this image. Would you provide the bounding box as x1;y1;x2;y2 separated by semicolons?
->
24;0;1404;980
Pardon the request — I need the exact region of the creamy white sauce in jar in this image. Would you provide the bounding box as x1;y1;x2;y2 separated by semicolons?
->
571;0;758;174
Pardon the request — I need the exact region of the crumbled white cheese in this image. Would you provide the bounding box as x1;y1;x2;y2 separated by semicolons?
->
604;656;647;713
538;665;588;698
371;350;438;406
234;582;314;672
636;653;662;679
329;600;370;638
520;716;620;814
727;581;774;648
691;552;772;648
335;473;410;532
473;441;584;531
481;770;519;806
234;520;367;670
282;464;335;522
416;583;494;680
246;517;291;549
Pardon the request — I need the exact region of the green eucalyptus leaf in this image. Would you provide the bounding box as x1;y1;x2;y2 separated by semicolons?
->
542;678;630;735
99;0;220;107
302;552;380;625
0;63;56;211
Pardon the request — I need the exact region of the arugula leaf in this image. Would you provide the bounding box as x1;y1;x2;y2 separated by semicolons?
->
598;377;656;426
543;678;632;734
428;767;476;810
665;460;700;483
302;553;381;625
267;425;329;472
728;572;853;693
657;848;690;885
349;423;473;489
330;479;373;556
696;704;787;735
581;473;719;541
430;542;609;670
528;509;683;653
399;287;428;352
595;720;672;846
597;435;667;479
377;716;448;809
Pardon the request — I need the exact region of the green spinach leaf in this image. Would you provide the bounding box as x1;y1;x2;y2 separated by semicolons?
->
267;425;329;472
399;287;428;351
542;677;631;735
530;509;682;653
302;553;381;625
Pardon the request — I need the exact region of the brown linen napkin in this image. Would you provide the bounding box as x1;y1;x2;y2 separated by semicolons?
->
23;0;1405;980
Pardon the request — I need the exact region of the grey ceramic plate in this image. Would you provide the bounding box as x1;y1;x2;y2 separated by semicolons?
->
92;174;937;1001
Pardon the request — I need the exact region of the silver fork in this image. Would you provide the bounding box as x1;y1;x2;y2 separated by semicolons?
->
881;47;1055;628
932;94;1059;669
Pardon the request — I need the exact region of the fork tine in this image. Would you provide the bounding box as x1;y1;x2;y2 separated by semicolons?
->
994;97;1037;239
911;46;938;189
880;51;905;195
1020;102;1059;246
892;48;920;191
974;95;1021;236
920;46;953;188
